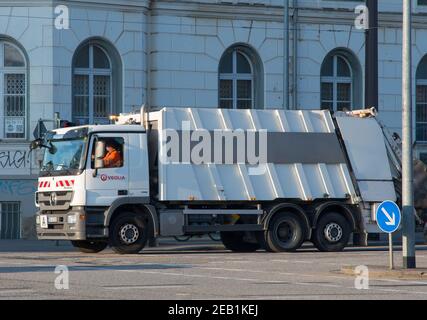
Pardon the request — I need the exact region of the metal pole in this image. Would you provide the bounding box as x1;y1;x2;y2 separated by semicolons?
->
365;0;378;109
283;0;289;110
389;233;394;270
402;0;416;269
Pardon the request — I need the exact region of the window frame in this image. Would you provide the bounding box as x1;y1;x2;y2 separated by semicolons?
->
0;201;21;240
321;54;353;112
73;43;113;125
416;77;427;143
90;136;125;169
0;41;27;140
219;49;254;110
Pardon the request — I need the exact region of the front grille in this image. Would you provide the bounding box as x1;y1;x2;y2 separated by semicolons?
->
37;191;74;211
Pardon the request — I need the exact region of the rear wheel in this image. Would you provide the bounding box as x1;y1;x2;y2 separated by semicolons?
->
109;213;148;254
264;212;305;252
312;212;351;252
71;240;107;253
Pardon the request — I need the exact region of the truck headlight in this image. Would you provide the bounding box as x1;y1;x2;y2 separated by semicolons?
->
67;214;77;224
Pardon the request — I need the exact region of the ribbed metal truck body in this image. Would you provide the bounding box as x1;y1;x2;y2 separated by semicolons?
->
156;107;395;207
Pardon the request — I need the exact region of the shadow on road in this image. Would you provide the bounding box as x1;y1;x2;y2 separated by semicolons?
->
0;263;191;274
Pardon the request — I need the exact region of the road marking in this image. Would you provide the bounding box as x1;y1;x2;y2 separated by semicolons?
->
0;289;34;295
118;268;425;297
271;259;339;266
119;269;258;282
103;285;187;290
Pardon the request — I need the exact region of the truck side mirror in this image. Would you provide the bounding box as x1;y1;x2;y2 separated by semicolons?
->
30;139;42;151
94;140;106;170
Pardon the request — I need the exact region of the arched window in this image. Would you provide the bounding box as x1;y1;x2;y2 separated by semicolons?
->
0;41;27;139
219;46;263;109
72;42;116;125
321;54;353;111
416;55;427;142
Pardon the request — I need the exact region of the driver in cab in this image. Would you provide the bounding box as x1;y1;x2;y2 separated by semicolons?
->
103;140;123;168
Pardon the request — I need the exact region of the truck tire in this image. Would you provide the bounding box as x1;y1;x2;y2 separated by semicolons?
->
109;213;148;254
264;212;305;252
71;240;107;254
312;212;350;252
220;231;261;252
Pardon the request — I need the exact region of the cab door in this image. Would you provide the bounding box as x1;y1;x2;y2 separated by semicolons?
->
85;133;129;206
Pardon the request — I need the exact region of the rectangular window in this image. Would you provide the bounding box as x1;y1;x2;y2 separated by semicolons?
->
417;85;427;142
4;73;25;138
91;137;124;169
0;202;21;240
237;80;252;109
321;82;333;110
73;75;90;125
219;79;233;109
336;83;351;111
93;75;111;124
420;153;427;164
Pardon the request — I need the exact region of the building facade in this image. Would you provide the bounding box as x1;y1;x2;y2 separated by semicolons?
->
0;0;426;238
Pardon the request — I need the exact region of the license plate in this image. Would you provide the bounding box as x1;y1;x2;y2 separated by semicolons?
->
48;216;58;223
40;215;48;229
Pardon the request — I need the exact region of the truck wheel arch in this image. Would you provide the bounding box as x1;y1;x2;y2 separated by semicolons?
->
313;202;357;232
264;203;311;240
104;198;159;238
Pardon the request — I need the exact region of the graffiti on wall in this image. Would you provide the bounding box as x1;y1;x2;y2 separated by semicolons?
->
0;150;30;169
0;148;33;175
0;180;37;197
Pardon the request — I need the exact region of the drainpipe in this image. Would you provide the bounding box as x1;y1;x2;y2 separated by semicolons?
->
145;2;152;111
292;0;298;110
284;0;289;110
365;0;378;110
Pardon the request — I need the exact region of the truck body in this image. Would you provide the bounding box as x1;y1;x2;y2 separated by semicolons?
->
33;107;424;254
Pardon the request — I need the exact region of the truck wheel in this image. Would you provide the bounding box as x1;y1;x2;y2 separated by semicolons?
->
264;212;305;252
71;240;107;254
109;213;148;254
312;212;350;252
220;231;260;252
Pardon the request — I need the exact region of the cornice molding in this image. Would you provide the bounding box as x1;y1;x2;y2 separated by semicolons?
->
1;1;427;30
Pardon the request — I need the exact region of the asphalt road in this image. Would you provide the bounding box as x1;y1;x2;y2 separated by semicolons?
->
1;239;427;300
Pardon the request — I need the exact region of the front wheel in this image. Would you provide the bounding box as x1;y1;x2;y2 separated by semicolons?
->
312;212;351;252
71;240;107;253
109;213;148;254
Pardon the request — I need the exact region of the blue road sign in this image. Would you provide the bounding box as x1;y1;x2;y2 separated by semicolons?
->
376;201;401;234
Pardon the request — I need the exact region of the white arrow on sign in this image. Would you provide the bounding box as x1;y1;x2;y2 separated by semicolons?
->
381;207;396;226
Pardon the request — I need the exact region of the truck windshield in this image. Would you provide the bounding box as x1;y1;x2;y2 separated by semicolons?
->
41;138;87;176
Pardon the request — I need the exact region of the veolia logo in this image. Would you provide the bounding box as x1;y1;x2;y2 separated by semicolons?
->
99;174;125;182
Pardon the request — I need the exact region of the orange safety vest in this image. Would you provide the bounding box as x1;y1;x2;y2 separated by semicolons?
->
103;150;122;167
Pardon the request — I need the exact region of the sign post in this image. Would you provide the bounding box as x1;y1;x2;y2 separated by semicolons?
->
388;233;394;270
376;201;402;270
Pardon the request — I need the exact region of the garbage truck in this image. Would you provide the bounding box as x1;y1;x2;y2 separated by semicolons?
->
31;107;427;254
